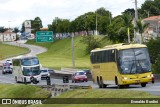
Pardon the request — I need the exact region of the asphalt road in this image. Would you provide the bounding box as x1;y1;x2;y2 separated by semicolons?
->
0;40;47;63
0;72;160;96
0;41;160;96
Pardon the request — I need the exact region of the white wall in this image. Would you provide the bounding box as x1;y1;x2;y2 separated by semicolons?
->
0;33;16;42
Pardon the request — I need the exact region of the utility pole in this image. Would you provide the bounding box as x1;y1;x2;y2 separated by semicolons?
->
8;21;11;32
71;33;75;68
134;0;138;43
95;11;98;35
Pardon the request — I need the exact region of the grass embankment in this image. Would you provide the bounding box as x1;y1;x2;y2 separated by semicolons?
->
0;42;29;60
31;89;160;107
0;84;51;107
0;84;50;98
26;36;112;69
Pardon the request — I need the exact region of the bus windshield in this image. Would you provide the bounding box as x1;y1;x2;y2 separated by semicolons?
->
23;66;41;76
22;57;39;66
119;48;151;74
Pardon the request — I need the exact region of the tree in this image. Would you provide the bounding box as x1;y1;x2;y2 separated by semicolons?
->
21;22;25;33
107;15;128;42
146;37;160;74
32;17;43;33
122;8;135;17
0;27;7;33
139;0;160;18
96;7;112;35
80;35;101;54
48;17;71;33
120;13;133;43
135;18;149;44
13;27;19;33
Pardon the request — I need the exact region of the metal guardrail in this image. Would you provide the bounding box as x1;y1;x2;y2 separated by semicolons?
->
37;84;92;97
61;67;81;73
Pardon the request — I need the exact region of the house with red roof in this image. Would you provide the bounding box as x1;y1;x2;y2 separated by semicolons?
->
142;16;160;39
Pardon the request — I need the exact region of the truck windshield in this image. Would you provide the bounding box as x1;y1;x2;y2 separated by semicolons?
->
23;66;41;76
119;48;151;74
22;57;39;66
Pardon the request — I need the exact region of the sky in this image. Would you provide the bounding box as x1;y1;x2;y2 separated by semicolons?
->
0;0;145;29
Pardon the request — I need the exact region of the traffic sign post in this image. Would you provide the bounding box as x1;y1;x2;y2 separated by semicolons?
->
36;31;53;42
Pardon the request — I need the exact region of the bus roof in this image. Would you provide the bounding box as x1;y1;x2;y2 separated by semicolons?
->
91;43;147;52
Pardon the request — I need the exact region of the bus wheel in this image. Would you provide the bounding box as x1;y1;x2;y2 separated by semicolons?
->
141;83;146;87
116;78;122;89
15;76;18;83
125;85;129;88
118;85;123;89
100;77;106;88
97;77;102;88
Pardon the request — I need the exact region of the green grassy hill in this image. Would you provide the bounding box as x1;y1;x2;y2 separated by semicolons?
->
26;36;112;69
0;42;29;60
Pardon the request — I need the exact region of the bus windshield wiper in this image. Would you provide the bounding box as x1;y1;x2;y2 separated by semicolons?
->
129;61;135;74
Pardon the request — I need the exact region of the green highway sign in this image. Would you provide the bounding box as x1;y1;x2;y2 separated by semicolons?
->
36;31;53;42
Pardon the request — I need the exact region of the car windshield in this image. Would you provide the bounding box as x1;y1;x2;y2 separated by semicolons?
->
41;70;48;73
119;48;151;74
23;66;41;76
75;71;85;76
22;57;39;66
4;67;10;69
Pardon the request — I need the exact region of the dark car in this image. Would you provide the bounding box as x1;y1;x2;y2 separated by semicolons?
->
72;71;88;83
83;69;91;74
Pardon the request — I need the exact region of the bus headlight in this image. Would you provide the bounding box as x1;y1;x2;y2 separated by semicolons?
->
48;73;50;77
147;75;150;78
147;74;154;78
122;77;129;80
151;74;154;78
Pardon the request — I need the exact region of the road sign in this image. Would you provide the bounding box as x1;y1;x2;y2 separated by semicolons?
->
36;31;53;42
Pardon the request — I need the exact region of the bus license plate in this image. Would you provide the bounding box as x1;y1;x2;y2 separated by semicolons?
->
136;80;140;83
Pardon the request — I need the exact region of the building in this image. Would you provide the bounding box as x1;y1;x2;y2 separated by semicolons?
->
143;16;160;40
0;29;16;42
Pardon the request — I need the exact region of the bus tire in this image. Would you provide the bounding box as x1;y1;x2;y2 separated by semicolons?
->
115;77;122;89
15;76;19;83
97;77;102;88
141;83;146;87
118;85;123;89
100;77;106;88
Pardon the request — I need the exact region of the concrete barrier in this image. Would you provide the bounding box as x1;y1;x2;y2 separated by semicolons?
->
61;67;80;73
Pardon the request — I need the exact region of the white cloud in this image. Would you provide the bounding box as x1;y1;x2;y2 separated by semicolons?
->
0;0;145;28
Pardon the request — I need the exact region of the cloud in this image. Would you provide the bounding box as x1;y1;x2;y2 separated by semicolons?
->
0;0;145;28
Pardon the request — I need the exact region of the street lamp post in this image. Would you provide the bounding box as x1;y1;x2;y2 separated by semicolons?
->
71;33;75;68
8;21;11;32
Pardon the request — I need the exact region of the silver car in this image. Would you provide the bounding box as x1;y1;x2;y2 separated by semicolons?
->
2;66;12;74
40;69;50;79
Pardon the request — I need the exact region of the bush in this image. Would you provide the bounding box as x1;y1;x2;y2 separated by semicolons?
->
80;35;101;54
146;38;160;74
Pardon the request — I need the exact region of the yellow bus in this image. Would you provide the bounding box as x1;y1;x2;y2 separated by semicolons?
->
90;43;154;88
